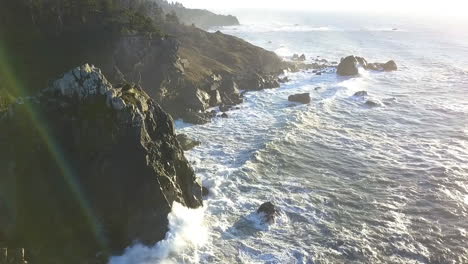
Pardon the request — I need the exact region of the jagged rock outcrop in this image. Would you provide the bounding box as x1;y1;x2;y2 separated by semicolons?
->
337;55;398;76
176;134;201;151
0;65;203;263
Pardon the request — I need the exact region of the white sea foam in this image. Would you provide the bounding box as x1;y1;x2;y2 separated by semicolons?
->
115;13;468;263
108;203;207;264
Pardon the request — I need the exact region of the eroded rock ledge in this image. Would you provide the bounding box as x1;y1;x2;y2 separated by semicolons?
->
0;64;203;263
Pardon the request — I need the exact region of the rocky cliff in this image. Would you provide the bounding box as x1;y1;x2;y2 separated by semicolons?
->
0;0;290;125
0;64;203;263
91;23;290;123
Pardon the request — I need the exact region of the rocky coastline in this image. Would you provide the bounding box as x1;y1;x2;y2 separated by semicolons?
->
0;1;399;263
0;65;203;263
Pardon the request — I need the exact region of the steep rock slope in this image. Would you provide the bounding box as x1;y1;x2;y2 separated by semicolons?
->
0;65;203;263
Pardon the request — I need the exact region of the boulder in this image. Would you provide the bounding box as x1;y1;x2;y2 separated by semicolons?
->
353;91;368;97
0;65;203;263
220;113;228;118
337;56;360;76
257;202;278;223
288;93;311;104
382;60;398;71
176;134;201;151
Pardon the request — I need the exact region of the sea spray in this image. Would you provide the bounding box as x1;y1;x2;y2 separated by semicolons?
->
109;203;207;264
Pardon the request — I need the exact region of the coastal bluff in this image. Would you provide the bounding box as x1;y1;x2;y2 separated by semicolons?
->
0;65;203;263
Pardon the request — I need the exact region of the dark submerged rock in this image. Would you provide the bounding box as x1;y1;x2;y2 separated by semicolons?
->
219;104;232;112
257;202;278;223
288;93;311;104
365;100;381;107
0;65;203;263
202;186;210;197
220;113;228;118
278;76;290;83
353;91;368;97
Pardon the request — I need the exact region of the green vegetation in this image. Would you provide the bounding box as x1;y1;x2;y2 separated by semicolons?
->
0;0;165;97
0;89;14;111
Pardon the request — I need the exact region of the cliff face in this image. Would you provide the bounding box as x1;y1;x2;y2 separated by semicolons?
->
158;23;288;120
0;65;203;263
93;23;289;123
0;0;289;125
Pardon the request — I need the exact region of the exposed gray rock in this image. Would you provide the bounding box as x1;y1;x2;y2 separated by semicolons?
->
176;134;201;151
288;93;311;104
0;65;203;263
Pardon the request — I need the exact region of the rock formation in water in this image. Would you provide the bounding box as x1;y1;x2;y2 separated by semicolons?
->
337;55;398;76
288;93;311;104
353;91;368;97
0;65;203;263
257;202;278;223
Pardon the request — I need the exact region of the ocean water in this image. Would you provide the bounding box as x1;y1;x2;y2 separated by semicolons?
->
112;11;468;264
